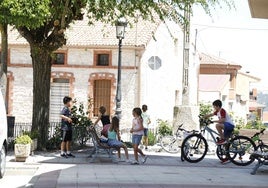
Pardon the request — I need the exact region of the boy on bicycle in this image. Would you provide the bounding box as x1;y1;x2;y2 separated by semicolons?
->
205;100;235;145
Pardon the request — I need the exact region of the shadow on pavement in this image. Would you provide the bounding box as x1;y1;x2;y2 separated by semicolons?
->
8;149;268;188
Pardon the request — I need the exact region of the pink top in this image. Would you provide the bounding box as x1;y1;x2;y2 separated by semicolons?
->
132;117;144;135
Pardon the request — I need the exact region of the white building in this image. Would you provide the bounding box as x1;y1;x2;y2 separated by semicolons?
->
3;18;190;128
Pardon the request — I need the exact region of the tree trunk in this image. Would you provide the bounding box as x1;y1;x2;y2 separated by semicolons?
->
0;23;8;75
0;23;8;107
30;45;52;150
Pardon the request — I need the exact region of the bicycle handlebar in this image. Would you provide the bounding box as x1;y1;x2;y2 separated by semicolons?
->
175;124;198;135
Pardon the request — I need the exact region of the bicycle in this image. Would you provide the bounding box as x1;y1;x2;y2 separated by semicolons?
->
248;129;268;174
225;129;263;166
160;124;196;154
181;116;238;163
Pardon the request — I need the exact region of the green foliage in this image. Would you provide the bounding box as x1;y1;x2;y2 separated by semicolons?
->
87;0;234;25
148;131;157;146
46;123;62;150
243;118;266;130
199;103;213;116
0;0;50;28
232;113;266;131
15;135;32;145
157;119;173;136
71;98;93;146
22;130;39;139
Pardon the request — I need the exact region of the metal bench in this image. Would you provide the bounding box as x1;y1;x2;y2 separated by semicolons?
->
87;126;119;163
250;151;268;175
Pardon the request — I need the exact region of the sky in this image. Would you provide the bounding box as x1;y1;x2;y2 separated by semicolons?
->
191;0;268;92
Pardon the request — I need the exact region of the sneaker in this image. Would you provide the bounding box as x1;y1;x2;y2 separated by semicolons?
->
126;159;132;163
60;153;68;158
131;160;139;165
221;158;229;164
66;153;75;158
118;158;125;162
216;139;226;145
142;155;148;164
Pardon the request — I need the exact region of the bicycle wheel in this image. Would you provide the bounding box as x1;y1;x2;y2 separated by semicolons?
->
181;134;208;163
216;145;228;161
259;144;268;153
216;144;237;161
227;135;257;166
160;136;180;153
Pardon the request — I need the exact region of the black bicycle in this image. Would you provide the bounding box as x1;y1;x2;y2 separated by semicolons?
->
225;130;261;166
249;129;268;174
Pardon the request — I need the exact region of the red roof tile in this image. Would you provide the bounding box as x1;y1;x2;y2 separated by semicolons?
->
4;17;160;47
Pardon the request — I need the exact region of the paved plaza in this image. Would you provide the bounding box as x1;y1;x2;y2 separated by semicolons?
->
1;149;268;188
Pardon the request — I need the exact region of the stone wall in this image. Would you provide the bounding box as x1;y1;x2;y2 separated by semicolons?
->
8;67;33;122
8;46;138;127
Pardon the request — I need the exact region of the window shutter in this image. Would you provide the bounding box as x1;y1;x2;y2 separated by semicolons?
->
50;78;70;122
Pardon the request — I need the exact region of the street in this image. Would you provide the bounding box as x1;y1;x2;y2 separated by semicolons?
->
0;150;267;188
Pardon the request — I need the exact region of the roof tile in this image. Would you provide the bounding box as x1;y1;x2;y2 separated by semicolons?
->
3;17;160;47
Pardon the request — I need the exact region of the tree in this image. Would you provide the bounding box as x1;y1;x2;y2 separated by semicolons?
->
0;0;234;149
0;0;50;108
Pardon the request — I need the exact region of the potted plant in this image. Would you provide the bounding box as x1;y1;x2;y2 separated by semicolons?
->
22;131;39;152
14;135;32;162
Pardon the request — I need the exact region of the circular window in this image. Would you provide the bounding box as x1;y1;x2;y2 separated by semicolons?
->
148;56;162;70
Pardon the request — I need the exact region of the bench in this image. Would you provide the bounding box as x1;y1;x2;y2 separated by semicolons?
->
87;126;119;163
250;151;268;175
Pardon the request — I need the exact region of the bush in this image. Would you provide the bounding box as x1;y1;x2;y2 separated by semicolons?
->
46;123;62;150
71;98;93;146
157;119;172;136
199;103;213;116
15;135;32;145
22;130;39;139
148;131;156;146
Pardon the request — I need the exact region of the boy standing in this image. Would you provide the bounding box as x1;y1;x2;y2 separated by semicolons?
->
205;100;235;145
60;96;75;158
141;105;151;150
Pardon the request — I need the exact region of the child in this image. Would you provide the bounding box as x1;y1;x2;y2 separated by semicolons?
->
205;99;235;145
107;116;130;162
141;105;151;150
93;106;111;127
60;96;75;158
130;107;148;165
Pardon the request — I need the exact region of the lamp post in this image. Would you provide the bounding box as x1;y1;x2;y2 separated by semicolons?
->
115;18;127;117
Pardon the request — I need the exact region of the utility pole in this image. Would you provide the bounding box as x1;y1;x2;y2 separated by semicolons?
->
182;3;191;105
173;2;199;131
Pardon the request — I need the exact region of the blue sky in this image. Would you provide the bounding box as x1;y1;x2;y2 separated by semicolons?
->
192;0;268;91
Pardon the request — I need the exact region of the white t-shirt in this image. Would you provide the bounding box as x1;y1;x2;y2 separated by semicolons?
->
214;108;234;125
132;117;144;135
141;112;150;129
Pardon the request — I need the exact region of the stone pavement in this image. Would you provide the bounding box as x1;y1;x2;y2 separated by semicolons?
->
1;149;268;188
